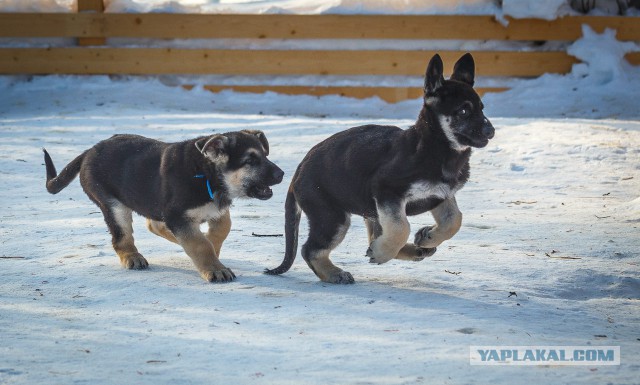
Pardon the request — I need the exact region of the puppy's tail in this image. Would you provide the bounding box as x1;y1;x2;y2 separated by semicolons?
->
264;186;301;276
43;148;85;194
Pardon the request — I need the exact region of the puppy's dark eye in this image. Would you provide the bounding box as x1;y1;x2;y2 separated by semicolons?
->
456;102;473;117
244;155;260;166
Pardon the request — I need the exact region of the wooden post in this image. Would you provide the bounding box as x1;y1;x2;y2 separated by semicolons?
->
77;0;105;46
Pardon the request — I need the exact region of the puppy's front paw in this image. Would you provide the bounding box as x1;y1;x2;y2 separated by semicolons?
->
120;252;149;270
413;246;437;261
394;244;437;261
414;225;438;248
366;246;394;265
201;267;236;283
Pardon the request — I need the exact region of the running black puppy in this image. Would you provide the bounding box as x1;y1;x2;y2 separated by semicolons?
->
266;53;494;284
44;130;283;282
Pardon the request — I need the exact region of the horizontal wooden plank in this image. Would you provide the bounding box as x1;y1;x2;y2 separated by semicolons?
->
187;85;509;103
0;48;579;77
501;15;640;41
77;0;106;46
77;0;104;12
0;13;639;41
627;51;640;65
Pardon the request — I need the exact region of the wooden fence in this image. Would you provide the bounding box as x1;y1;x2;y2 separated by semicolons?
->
1;0;639;102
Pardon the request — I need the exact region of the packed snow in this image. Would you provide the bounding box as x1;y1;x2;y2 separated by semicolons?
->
1;2;640;384
2;81;639;384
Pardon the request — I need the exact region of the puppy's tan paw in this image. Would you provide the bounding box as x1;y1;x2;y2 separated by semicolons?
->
412;247;437;261
201;267;236;283
120;252;149;270
324;271;355;284
396;244;437;261
414;225;440;248
366;244;395;265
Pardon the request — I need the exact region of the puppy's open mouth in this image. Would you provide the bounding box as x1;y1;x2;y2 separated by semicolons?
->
455;133;490;148
248;185;273;200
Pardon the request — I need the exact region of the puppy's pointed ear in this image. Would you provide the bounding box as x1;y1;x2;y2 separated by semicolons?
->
450;53;475;87
242;129;269;156
424;54;445;95
195;134;229;160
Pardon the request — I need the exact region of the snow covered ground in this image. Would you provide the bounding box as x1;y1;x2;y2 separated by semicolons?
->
1;2;640;383
1;72;639;385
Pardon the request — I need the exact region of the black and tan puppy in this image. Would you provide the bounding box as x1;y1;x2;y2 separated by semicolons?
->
44;130;283;282
266;53;494;284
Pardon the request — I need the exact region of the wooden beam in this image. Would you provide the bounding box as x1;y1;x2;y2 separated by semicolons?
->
627;51;640;65
77;0;104;12
499;15;640;41
76;0;105;46
188;85;509;103
0;14;639;41
0;48;579;77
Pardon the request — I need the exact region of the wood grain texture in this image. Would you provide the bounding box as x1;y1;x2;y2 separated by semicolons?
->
0;48;579;77
0;14;638;41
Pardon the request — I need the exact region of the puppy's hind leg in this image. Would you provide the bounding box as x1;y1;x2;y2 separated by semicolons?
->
394;244;437;261
302;209;353;284
81;169;148;269
104;200;149;270
367;201;410;264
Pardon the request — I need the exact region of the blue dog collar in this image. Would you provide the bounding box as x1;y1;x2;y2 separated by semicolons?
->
193;174;216;201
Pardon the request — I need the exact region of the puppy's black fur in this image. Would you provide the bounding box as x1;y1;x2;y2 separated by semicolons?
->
266;53;494;284
44;130;283;282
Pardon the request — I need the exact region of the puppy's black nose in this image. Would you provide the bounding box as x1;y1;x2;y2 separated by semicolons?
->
482;117;495;139
272;167;284;184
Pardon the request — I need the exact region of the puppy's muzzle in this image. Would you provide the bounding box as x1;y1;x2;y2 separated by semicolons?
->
249;162;284;200
270;166;284;186
482;117;495;140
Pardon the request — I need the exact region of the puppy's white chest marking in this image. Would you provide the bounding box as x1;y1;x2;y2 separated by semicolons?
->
405;181;452;203
186;203;227;224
